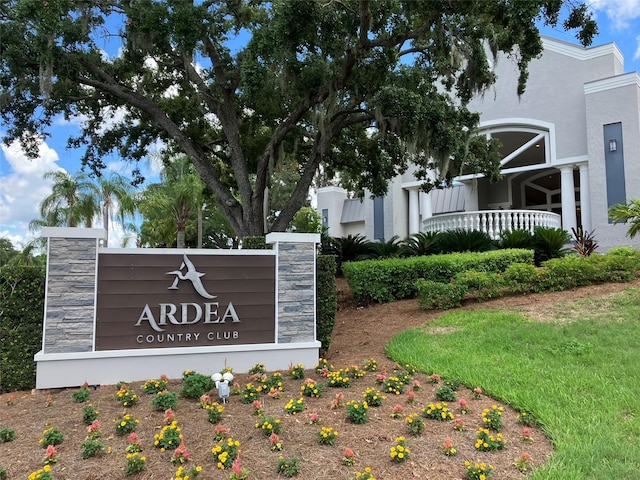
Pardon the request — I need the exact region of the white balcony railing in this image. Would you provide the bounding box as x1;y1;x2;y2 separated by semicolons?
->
422;210;562;240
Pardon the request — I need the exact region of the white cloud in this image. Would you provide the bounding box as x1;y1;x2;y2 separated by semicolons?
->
634;35;640;60
590;0;640;30
0;137;61;248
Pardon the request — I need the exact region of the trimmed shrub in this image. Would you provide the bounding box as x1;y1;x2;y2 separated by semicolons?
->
416;279;467;310
0;265;45;392
242;236;269;249
503;263;544;293
316;255;337;353
596;254;639;283
605;246;640;276
540;255;597;290
454;270;503;302
343;249;533;304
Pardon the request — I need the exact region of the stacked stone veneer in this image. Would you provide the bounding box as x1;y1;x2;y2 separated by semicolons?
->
43;232;102;353
267;234;319;344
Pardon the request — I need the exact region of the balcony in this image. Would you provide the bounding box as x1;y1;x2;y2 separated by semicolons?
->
422;210;563;240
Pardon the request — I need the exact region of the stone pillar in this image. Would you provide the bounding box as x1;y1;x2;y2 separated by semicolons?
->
408;187;420;234
266;232;320;344
559;165;577;232
578;163;591;232
41;227;105;353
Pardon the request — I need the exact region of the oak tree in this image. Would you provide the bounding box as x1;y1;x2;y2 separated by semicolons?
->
0;0;596;237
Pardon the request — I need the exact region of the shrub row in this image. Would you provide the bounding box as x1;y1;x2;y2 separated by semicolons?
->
343;249;534;304
0;265;45;393
316;255;337;353
415;247;640;310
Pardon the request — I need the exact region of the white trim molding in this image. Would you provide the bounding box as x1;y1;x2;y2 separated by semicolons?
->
542;36;623;65
584;72;640;95
42;227;105;239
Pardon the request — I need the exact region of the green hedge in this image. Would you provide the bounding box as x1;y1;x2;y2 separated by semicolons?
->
242;236;270;249
343;249;533;304
316;255;337;353
0;265;45;392
416;249;640;311
415;279;467;310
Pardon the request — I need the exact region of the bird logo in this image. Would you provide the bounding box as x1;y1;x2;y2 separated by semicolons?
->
166;254;216;299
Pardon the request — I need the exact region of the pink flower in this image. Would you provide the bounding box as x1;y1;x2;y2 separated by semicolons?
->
343;447;355;459
160;374;168;381
392;404;403;414
45;445;57;459
406;390;416;404
88;420;101;433
522;427;533;441
171;439;190;464
453;418;464;431
163;408;175;424
429;373;441;383
331;392;345;409
441;437;457;455
411;379;421;391
232;456;243;475
252;400;263;411
213;424;231;440
376;368;387;383
45;395;53;407
268;388;281;399
269;432;283;451
309;411;320;424
458;398;468;413
199;394;211;405
472;386;483;399
128;432;140;445
518;452;533;462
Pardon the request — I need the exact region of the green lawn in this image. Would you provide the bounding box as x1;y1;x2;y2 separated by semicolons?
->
386;288;640;479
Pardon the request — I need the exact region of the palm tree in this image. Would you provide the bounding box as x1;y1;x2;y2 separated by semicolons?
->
39;170;100;228
609;200;640;239
138;157;205;248
95;173;137;247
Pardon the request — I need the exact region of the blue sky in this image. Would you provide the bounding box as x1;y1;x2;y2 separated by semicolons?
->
2;0;640;248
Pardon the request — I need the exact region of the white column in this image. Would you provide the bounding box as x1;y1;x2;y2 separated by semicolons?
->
559;165;577;232
421;190;433;217
578;163;591;232
463;181;479;211
408;187;420;234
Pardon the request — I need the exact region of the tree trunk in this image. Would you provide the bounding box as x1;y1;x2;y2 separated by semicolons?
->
197;205;203;249
102;203;109;248
177;228;186;249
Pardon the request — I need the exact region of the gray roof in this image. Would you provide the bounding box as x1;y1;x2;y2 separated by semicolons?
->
340;198;366;223
432;185;465;214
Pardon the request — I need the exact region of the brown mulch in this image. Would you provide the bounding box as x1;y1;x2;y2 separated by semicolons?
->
2;278;639;479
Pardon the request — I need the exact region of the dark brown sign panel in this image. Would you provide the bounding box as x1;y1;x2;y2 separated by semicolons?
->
95;253;276;350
